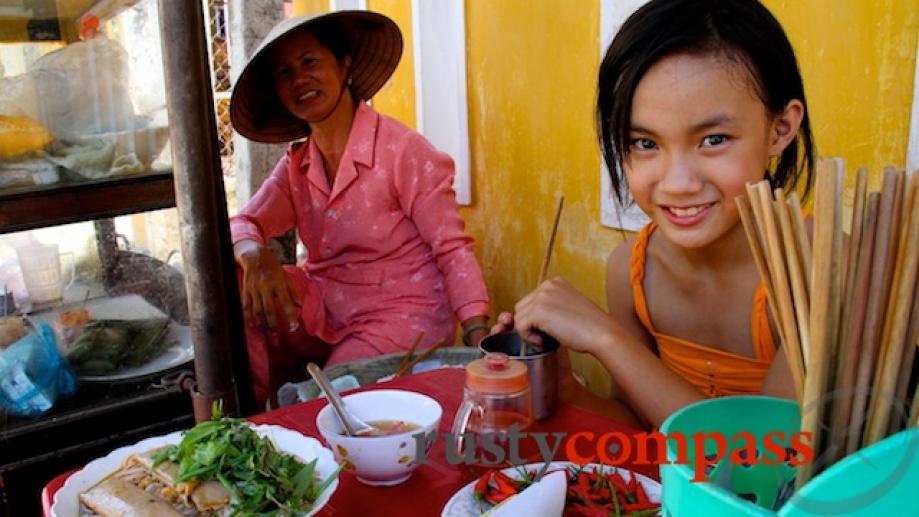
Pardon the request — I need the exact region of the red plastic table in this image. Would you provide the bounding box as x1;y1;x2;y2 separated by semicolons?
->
42;368;657;515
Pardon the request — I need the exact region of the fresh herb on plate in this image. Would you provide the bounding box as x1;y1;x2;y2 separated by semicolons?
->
152;406;340;515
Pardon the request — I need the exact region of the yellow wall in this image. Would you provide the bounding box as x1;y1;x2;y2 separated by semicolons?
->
764;0;919;193
463;0;618;396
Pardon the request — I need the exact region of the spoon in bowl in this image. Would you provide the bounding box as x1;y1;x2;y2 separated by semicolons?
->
306;362;376;436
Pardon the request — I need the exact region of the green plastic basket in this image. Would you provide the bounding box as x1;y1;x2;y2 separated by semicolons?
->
778;426;919;516
659;396;800;516
659;396;919;516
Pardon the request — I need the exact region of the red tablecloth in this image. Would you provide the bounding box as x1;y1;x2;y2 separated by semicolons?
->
42;368;657;516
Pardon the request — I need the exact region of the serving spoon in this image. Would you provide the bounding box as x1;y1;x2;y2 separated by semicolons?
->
306;362;376;436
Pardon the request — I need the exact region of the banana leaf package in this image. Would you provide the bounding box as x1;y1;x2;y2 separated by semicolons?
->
66;318;174;375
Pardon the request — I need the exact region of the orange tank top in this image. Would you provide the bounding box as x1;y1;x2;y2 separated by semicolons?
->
630;223;777;397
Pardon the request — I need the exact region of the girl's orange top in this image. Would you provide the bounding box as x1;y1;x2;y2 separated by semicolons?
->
630;223;777;397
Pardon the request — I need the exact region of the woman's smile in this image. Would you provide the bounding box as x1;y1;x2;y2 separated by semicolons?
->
297;90;320;102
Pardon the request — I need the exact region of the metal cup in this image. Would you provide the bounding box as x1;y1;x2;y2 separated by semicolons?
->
480;330;559;420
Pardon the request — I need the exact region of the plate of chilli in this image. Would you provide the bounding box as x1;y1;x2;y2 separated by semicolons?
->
441;461;661;517
51;422;340;517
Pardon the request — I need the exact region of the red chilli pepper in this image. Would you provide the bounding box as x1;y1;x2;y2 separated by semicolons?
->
634;481;650;505
473;470;493;500
493;470;520;496
485;490;514;505
610;472;629;494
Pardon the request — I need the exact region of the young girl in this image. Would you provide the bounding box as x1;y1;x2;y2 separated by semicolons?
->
229;12;490;406
497;0;815;428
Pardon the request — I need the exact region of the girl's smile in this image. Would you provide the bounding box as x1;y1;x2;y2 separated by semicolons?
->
662;202;716;226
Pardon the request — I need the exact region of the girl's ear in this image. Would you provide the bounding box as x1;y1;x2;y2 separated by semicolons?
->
768;99;804;156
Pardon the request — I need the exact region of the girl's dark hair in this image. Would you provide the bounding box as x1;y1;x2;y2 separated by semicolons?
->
597;0;815;205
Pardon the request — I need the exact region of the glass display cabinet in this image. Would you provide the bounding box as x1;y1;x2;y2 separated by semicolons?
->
0;1;249;514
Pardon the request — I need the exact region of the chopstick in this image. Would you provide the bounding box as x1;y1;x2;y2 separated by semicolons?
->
847;168;902;453
821;165;865;464
827;193;879;462
798;162;843;488
525;195;565;357
537;195;565;286
889;263;919;434
394;337;449;377
755;182;805;399
776;187;810;389
842;168;869;309
395;331;424;376
788;192;812;282
865;171;919;445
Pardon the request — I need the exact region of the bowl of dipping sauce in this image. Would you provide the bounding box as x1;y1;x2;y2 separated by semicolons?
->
316;389;442;486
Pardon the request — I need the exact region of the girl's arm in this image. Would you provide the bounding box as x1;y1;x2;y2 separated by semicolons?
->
392;132;490;325
512;242;705;428
760;347;797;400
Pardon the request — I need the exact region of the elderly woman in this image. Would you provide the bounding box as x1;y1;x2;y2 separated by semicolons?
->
229;11;490;406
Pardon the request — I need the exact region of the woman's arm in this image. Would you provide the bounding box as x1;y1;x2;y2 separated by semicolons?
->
461;315;490;347
234;239;300;331
230;151;301;331
392;132;490;323
229;152;299;247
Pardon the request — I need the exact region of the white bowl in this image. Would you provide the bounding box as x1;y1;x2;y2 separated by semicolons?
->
316;389;442;486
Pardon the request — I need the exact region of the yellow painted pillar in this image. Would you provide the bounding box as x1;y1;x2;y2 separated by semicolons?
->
291;0;328;16
367;0;416;128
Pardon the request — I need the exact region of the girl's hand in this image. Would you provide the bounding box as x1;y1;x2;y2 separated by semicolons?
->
490;312;515;335
513;277;616;355
234;240;300;332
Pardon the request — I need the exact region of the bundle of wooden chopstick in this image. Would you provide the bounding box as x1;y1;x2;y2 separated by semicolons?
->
737;159;919;487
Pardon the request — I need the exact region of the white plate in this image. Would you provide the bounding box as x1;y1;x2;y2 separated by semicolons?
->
50;424;339;517
440;462;661;517
31;294;193;381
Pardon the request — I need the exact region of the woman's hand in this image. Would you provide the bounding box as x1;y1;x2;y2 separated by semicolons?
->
461;316;490;347
512;277;616;356
234;239;300;332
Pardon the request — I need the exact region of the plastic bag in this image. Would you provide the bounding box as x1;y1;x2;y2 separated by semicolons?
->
29;38;137;139
0;321;75;416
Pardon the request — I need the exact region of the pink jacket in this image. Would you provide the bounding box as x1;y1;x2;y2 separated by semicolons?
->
230;102;489;350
